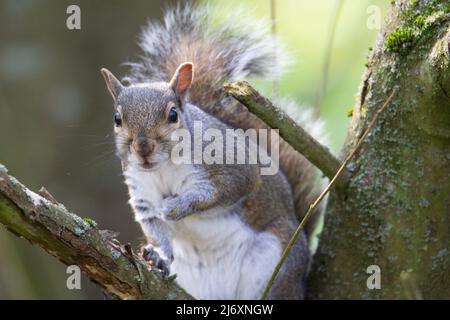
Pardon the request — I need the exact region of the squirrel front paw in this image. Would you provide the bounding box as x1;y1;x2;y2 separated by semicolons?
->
158;196;184;221
141;244;171;276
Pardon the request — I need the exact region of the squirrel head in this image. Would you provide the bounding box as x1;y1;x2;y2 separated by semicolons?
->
101;62;194;171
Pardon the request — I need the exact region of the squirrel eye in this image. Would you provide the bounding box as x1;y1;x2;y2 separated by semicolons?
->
168;107;178;123
114;111;122;126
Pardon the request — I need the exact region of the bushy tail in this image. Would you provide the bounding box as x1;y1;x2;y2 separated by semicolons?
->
127;3;327;239
126;3;282;107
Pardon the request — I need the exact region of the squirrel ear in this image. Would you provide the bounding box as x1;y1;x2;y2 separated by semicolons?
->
100;68;123;103
170;62;194;101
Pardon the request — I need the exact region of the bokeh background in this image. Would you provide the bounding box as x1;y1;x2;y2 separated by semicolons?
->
0;0;389;299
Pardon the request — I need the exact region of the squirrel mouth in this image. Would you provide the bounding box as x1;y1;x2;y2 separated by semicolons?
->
140;161;156;170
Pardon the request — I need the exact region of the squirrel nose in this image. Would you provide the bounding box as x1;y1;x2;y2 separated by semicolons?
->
133;137;155;158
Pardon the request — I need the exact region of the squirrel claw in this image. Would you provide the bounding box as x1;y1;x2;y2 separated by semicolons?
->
141;245;171;276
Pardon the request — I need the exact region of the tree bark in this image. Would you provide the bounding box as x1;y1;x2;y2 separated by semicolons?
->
0;164;192;300
308;0;450;299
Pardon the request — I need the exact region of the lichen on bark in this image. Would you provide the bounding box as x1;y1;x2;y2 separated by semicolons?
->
0;164;192;300
308;0;450;299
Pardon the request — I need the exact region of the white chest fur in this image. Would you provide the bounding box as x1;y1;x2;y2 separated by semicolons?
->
170;213;282;299
124;162;196;221
124;162;282;299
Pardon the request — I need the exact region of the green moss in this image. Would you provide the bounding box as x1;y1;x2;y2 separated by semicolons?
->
347;108;354;118
386;0;450;55
386;28;415;53
83;217;98;228
413;15;425;29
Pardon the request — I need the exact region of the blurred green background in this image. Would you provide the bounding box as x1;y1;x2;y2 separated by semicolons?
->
0;0;388;299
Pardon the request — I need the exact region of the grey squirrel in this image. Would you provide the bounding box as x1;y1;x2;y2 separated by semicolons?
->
101;4;327;300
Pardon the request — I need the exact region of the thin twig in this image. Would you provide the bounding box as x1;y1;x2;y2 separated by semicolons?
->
261;90;396;300
270;0;279;99
315;0;344;112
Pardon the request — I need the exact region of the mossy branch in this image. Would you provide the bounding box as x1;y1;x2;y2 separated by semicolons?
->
224;81;349;186
308;0;450;299
0;163;192;300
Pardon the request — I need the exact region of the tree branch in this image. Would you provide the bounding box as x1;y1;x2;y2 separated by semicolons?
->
0;163;192;300
224;81;349;186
